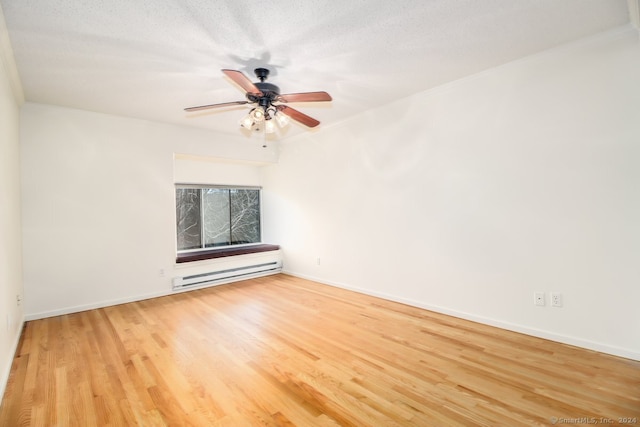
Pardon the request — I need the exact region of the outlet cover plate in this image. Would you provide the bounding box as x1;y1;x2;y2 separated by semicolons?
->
551;292;563;307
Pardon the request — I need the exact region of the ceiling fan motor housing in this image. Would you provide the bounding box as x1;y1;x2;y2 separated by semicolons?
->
251;68;280;108
249;82;281;109
254;82;280;95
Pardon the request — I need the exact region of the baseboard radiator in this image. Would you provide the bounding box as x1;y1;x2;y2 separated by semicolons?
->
172;260;282;291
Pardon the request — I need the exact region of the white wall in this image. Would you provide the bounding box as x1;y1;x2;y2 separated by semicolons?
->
173;153;264;186
0;6;24;400
20;103;274;319
262;27;640;360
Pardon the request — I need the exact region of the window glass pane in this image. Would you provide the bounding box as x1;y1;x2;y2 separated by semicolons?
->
230;189;261;245
176;188;201;251
176;186;261;252
202;188;231;247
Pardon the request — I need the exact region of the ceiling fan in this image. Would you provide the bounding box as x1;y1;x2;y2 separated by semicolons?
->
184;68;332;131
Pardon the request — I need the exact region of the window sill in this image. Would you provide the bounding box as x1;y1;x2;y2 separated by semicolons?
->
176;244;280;264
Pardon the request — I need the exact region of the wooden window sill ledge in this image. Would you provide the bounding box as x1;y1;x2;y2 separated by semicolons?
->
176;244;280;264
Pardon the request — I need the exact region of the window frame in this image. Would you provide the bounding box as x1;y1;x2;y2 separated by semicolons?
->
175;183;264;256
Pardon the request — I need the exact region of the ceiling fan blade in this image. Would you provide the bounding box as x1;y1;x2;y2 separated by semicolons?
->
222;69;263;96
184;100;249;112
278;91;332;103
277;105;320;128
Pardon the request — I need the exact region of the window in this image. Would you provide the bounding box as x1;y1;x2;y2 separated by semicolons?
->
176;185;261;252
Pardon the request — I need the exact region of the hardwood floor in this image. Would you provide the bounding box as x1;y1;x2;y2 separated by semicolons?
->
1;274;638;426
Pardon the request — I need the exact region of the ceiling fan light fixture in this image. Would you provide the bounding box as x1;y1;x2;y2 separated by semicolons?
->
274;111;290;128
239;113;254;129
250;107;265;122
264;118;276;134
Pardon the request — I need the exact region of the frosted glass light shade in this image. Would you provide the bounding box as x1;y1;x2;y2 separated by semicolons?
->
274;111;289;127
239;113;254;129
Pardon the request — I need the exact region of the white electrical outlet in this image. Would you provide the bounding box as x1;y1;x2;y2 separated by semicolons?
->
551;292;563;307
316;257;321;266
534;292;545;306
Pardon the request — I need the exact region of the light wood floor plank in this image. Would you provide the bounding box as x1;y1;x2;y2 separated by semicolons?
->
1;274;638;426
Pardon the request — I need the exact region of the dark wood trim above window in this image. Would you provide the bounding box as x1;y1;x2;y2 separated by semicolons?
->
176;244;280;264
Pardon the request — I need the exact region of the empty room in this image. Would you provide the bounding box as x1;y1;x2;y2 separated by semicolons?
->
1;1;639;425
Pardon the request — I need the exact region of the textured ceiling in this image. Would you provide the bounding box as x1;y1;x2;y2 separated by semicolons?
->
0;0;633;140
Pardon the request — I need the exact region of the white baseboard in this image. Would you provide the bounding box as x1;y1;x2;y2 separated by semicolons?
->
283;270;640;362
1;315;25;404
